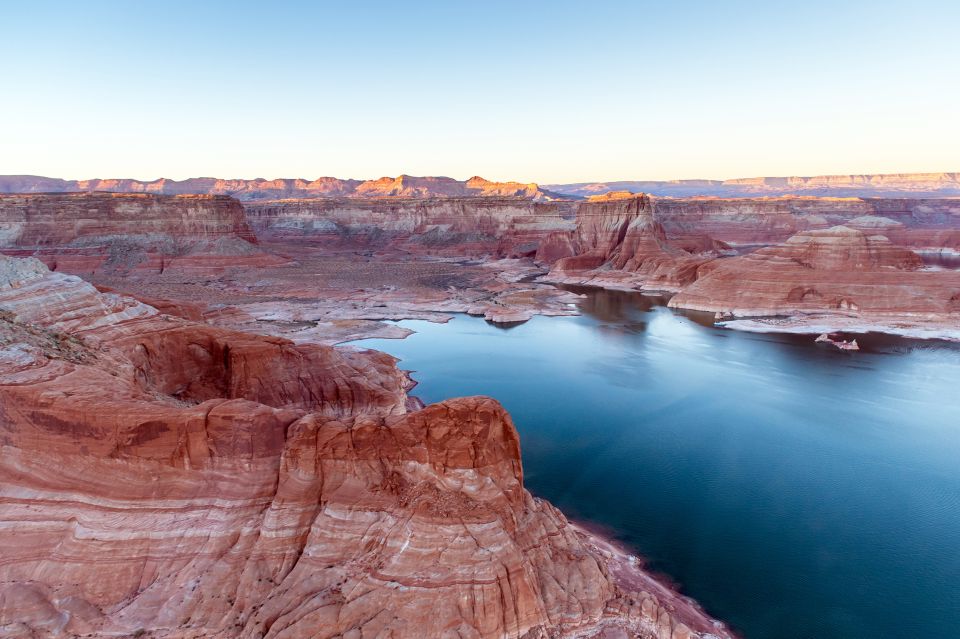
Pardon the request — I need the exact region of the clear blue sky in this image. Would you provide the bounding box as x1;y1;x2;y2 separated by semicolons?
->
3;0;958;183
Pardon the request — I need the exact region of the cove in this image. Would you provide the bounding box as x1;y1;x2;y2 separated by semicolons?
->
351;287;960;639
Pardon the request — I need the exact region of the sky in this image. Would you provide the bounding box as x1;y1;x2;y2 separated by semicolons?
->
3;0;958;184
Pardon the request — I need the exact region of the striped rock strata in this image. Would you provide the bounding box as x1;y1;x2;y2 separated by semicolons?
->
541;194;725;292
668;226;960;338
0;193;286;275
0;256;732;639
244;197;577;258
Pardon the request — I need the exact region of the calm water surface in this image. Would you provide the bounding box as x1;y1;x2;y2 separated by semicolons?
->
352;288;960;639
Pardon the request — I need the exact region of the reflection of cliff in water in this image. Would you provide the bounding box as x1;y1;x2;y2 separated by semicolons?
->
558;284;669;323
559;284;721;329
919;251;960;270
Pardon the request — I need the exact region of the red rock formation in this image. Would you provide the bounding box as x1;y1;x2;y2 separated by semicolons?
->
0;256;733;638
0;174;563;201
244;197;577;258
668;226;960;336
10;171;960;200
596;196;960;250
540;195;959;301
354;175;553;199
0;192;286;275
545;194;722;292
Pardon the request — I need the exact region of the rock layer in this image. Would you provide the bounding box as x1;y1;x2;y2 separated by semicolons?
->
244;197;576;258
0;256;732;639
649;196;960;248
668;226;960;335
543;194;725;292
0;175;563;201
0;193;284;274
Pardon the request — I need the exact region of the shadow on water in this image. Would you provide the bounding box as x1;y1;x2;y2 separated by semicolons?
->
351;286;960;639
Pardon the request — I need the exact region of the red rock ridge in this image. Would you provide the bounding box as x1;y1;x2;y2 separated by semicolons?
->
648;196;960;249
0;174;564;202
668;226;960;327
542;195;725;292
0;256;733;638
0;192;287;275
244;197;578;258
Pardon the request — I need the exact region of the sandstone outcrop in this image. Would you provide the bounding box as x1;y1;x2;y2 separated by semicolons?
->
0;193;285;275
648;196;960;248
543;194;723;292
4;183;958;339
244;197;576;258
0;256;732;638
668;226;960;337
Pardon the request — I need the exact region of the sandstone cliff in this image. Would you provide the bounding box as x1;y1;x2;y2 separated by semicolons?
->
542;194;725;292
0;193;284;274
0;175;563;202
0;256;732;639
668;226;960;335
645;196;960;249
244;197;577;258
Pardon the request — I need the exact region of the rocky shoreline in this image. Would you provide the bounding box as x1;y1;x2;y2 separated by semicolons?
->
0;255;732;638
0;183;958;637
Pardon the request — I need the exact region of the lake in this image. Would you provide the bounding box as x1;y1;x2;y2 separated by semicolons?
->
352;287;960;639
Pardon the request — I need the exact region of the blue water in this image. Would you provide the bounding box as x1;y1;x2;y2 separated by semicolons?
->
352;288;960;638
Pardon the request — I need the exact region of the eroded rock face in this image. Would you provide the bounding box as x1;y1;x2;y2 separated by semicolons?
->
0;257;732;639
0;193;285;274
544;195;722;292
0;174;563;201
649;196;960;249
668;226;960;325
535;195;960;329
244;197;577;258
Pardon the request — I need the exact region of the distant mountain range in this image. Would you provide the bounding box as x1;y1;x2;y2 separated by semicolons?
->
545;173;960;198
0;175;561;201
2;172;959;200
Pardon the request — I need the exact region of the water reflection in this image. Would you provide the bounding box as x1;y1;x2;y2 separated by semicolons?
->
352;289;960;639
560;284;667;320
919;251;960;270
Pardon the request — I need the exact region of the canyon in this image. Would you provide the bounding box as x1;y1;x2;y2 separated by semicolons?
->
0;185;958;339
0;255;732;639
0;176;959;638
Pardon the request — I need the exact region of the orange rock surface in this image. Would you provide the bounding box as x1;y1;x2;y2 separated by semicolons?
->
0;256;733;638
0;174;563;201
544;195;722;292
244;197;576;258
668;226;960;336
0;193;286;275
